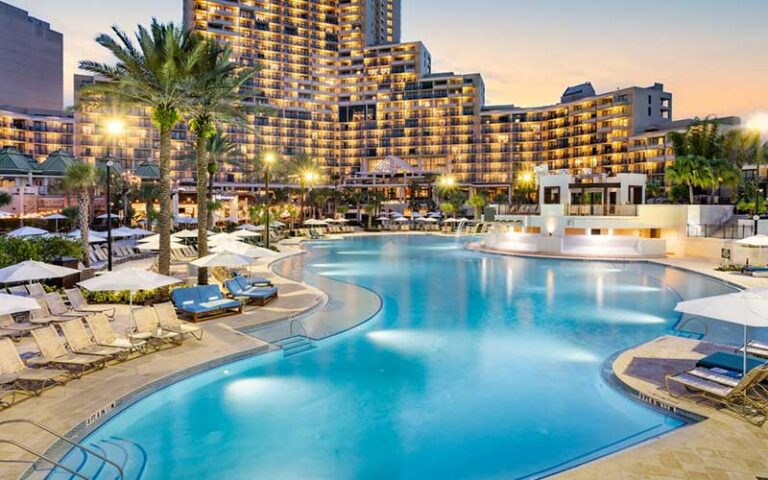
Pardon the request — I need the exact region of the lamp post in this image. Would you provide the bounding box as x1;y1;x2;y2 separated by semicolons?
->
302;170;318;222
748;114;768;236
105;159;113;271
263;152;277;249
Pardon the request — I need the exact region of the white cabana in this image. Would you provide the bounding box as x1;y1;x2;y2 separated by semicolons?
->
212;240;278;259
78;268;181;314
0;294;40;316
675;289;768;375
6;226;48;238
190;252;255;268
0;260;79;284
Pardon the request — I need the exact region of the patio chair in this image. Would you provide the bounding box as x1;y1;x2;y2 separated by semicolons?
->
44;292;91;318
130;306;183;347
26;283;46;296
224;276;279;307
0;338;67;395
59;319;127;360
30;326;106;377
154;302;204;341
0;314;37;336
64;288;115;318
7;286;28;297
28;296;75;325
666;365;768;425
86;313;147;354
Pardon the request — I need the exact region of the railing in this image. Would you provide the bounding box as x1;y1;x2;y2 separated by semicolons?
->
0;418;124;480
686;224;753;240
496;204;540;216
567;204;638;217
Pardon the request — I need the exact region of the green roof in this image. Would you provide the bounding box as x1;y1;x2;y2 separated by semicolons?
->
135;161;160;180
0;147;34;175
96;157;125;175
37;150;79;176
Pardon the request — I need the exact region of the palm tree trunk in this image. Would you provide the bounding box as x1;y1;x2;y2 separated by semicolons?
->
79;190;90;267
688;183;694;205
157;125;172;276
207;164;215;230
195;135;209;285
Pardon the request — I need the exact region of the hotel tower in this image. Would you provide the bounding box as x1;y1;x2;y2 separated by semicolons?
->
76;0;686;197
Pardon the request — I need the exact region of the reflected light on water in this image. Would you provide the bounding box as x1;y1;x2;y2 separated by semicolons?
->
225;377;315;406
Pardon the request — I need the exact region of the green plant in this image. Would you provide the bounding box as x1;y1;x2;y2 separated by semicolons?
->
0;236;83;268
0;191;11;209
467;194;487;219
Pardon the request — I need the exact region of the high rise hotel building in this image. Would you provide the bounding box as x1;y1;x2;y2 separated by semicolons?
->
75;0;690;195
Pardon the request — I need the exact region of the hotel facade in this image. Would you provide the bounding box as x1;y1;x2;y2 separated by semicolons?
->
72;0;704;200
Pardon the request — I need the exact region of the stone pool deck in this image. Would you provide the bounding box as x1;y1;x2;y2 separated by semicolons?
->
0;245;326;480
561;335;768;480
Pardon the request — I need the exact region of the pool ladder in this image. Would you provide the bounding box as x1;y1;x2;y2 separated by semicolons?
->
0;418;124;480
276;319;316;357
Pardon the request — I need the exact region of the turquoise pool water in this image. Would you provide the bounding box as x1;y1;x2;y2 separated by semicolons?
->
58;235;739;479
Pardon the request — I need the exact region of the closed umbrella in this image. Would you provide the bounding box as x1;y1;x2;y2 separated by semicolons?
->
6;226;48;238
190;252;255;268
0;260;80;284
675;289;768;375
0;294;40;316
78;267;181;318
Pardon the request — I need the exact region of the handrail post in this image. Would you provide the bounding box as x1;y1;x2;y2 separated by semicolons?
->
0;419;125;479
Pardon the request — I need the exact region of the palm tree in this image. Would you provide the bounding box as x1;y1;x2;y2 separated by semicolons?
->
62;162;97;266
79;20;206;275
205;131;238;229
283;154;321;221
136;181;162;229
185;39;260;284
706;158;742;204
467;194;487;219
665;156;712;205
0;191;11;210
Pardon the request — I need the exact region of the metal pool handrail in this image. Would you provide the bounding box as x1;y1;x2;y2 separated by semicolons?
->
0;418;125;479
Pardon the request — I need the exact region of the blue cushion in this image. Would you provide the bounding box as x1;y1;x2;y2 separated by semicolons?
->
199;285;223;301
171;288;197;308
697;351;764;374
243;287;278;299
247;277;272;286
225;279;243;295
235;276;250;291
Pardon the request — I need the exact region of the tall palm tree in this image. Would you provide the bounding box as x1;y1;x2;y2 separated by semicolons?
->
665;156;712;205
283;154;322;221
205;131;238;229
186;39;260;285
136;181;162;229
706;158;742;204
79;20;205;275
667;120;723;205
62;163;97;267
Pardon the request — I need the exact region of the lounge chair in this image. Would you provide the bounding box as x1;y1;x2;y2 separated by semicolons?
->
64;288;115;318
30;326;106;377
742;265;768;278
154;302;204;341
0;314;37;335
44;292;91;318
170;285;243;322
130;306;184;347
86;314;147;353
0;338;67;395
7;286;28;297
0;388;18;409
666;365;768;425
738;340;768;359
26;283;46;296
224;276;279;306
28;296;75;325
59;319;127;360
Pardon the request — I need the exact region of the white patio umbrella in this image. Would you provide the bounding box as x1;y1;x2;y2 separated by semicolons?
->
111;227;137;239
418;217;438;223
270;221;286;228
212;240;278;259
208;232;241;246
96;213;122;220
172;230;213;239
6;226;48;238
0;211;12;218
376;217;390;222
42;213;68;232
0;260;80;284
190;251;255;268
0;294;40;316
304;219;328;226
444;218;461;223
735;235;768;265
78;268;181;317
233;229;261;239
323;218;338;223
136;238;185;251
138;234;159;243
67;229;106;239
675;288;768;375
335;218;349;223
129;228;154;237
394;216;410;223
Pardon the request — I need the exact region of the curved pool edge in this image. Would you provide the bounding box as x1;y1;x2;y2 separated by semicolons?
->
17;248;344;480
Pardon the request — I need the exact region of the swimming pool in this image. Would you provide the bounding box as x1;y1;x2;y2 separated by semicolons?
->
55;235;739;479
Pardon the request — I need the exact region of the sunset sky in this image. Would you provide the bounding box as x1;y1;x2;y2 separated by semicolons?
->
11;0;768;120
